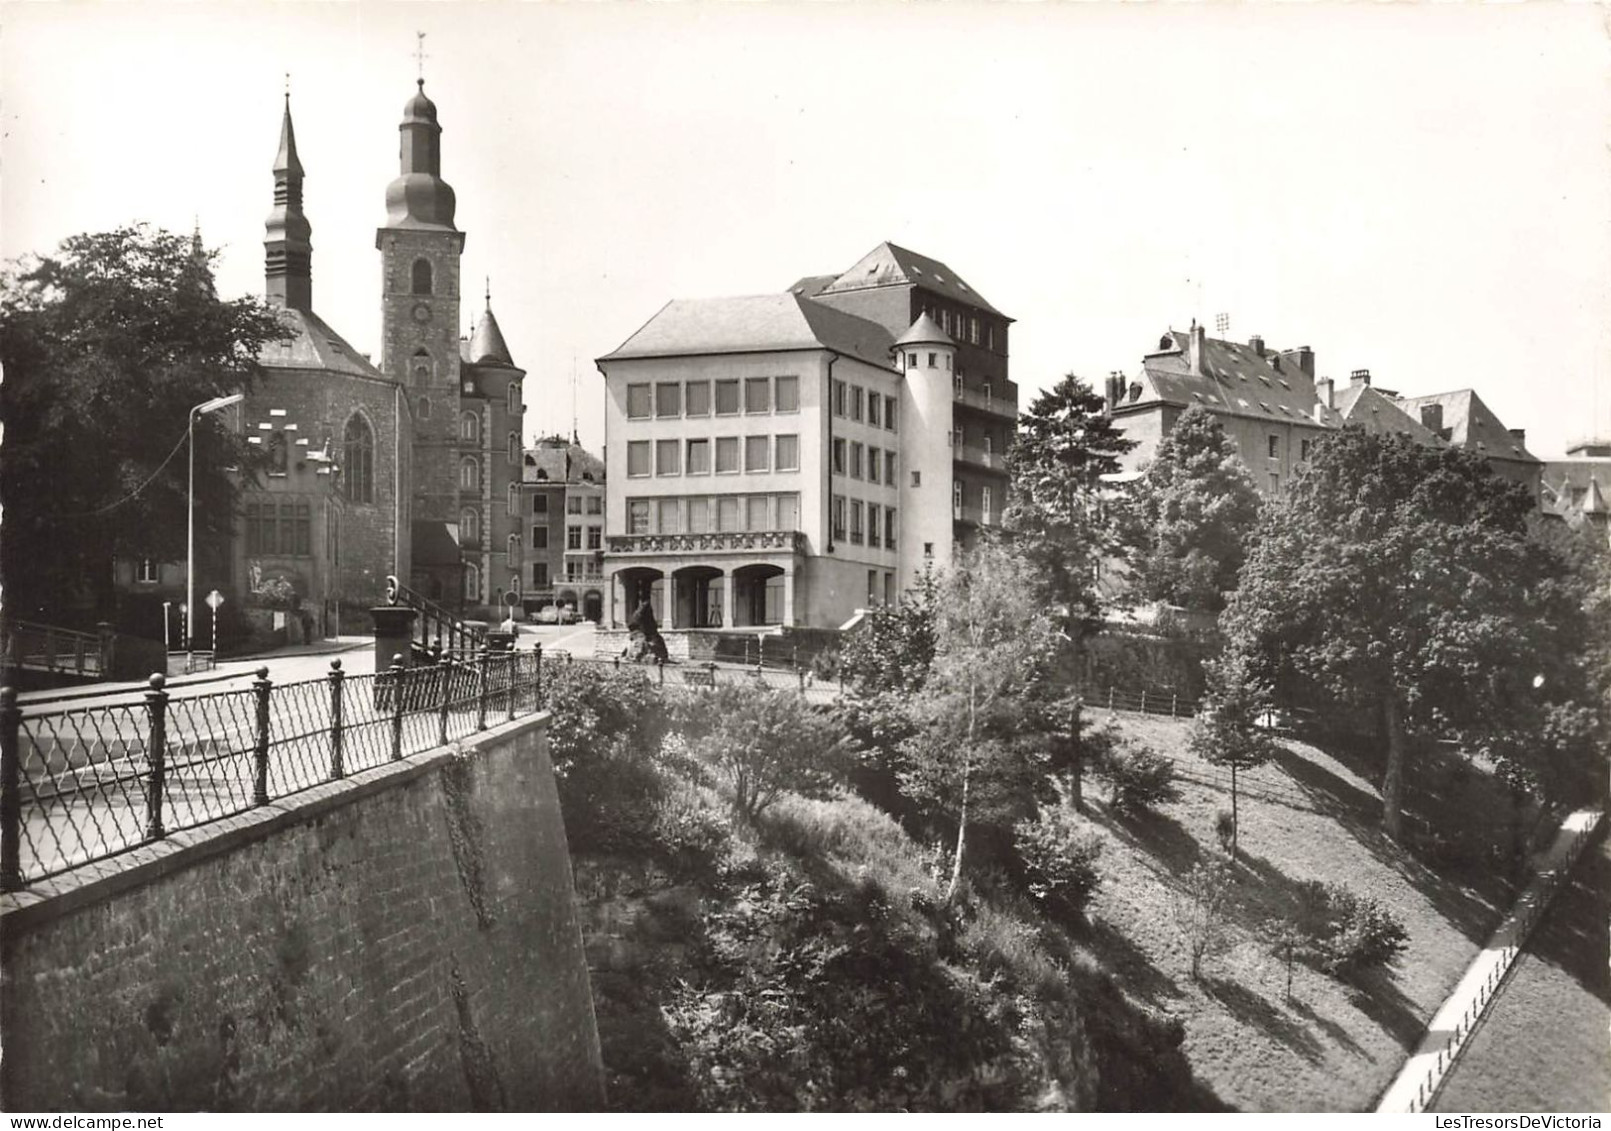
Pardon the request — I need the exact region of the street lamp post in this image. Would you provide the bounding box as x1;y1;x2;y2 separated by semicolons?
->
188;393;244;670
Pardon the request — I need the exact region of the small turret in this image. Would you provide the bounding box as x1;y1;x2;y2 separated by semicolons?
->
264;92;313;310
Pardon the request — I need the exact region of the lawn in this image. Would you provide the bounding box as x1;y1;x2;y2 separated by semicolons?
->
1068;710;1533;1111
1431;836;1611;1113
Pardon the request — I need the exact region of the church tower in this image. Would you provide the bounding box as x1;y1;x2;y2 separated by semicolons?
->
377;78;465;527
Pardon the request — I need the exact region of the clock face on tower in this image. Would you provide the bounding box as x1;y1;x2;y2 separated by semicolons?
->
411;302;432;323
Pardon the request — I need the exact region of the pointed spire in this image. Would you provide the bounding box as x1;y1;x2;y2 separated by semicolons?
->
265;87;312;311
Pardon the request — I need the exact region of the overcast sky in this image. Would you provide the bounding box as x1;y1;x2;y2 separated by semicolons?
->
4;2;1608;459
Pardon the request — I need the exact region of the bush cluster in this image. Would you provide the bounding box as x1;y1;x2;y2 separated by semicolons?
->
1013;806;1103;918
1290;880;1409;976
1102;742;1180;815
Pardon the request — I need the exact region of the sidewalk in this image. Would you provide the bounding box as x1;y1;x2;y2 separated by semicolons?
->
1374;807;1605;1113
16;636;371;706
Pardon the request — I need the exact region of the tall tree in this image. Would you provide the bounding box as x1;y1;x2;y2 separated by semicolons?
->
1188;651;1279;861
1120;405;1263;612
898;540;1063;902
0;226;284;622
1002;373;1136;639
1223;428;1592;839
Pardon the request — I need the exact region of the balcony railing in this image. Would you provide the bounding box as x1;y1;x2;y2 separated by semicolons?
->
607;530;806;556
953;444;1007;471
953;386;1017;420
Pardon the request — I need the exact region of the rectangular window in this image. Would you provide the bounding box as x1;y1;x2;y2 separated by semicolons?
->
656;382;682;418
245;504;263;554
1267;435;1280;459
886;450;898;484
911;470;921;487
586;526;602;550
774;434;799;471
627;440;650;477
279;505;297;555
982;486;993;524
1269;473;1281;494
868;394;881;428
832;438;846;475
885;396;897;431
715;436;739;473
745;435;770;473
567;524;582;550
970;317;980;345
587;495;603;514
851;386;864;422
688;497;710;533
531;526;549;549
626;384;651;419
718;496;740;532
850;441;863;479
656;438;681;476
953;481;964;514
745;377;771;414
687;438;711;474
868;503;881;548
867;450;880;485
885;572;895;606
686;380;711;416
850;500;864;545
868;570;878;605
506;534;520;567
1300;438;1313;461
629;500;650;534
715;379;741;415
775;375;799;412
885;507;897;550
566;561;581;582
533;494;549;514
746;495;769;531
567;496;583;514
658;499;680;534
777;493;799;530
833;380;847;417
137;559;159;583
831;495;847;541
532;562;549;588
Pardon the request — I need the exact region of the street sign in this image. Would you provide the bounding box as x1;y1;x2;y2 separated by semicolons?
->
205;589;225;611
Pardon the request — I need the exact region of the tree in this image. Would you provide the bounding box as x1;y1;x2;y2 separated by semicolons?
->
695;685;849;825
1119;405;1262;612
1172;860;1235;981
837;568;938;696
1223;427;1590;839
1002;373;1136;640
898;540;1063;903
0;226;285;622
1188;652;1280;861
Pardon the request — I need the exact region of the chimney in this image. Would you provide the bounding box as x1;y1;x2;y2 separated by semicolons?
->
1188;322;1206;376
1249;334;1265;357
1349;368;1371;387
1280;346;1316;377
1508;428;1526;447
1315;377;1335;409
1105;372;1124;416
1419;404;1443;435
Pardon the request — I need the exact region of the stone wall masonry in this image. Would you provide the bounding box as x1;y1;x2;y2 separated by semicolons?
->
0;713;603;1112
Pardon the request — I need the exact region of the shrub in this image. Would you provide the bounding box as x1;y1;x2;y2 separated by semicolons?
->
1289;880;1409;976
1014;806;1104;918
694;685;850;824
1213;809;1236;855
1104;742;1180;815
1172;860;1235;980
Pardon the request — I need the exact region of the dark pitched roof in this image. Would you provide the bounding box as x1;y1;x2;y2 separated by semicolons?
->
1119;329;1332;426
1335;382;1447;446
816;242;1006;318
1391;390;1540;464
597;292;895;370
523;439;605;484
258;307;383;378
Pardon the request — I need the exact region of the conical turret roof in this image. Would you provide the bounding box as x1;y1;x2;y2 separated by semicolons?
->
470;304;514;366
893;311;954;349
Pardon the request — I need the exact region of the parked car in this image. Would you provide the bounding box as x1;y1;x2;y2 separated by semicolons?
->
533;604;581;626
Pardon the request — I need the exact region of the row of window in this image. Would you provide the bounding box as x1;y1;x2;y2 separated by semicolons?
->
831;382;898;431
832;440;898;485
627;435;800;478
626;494;801;536
244;503;312;557
530;561;602;587
830;497;898;551
528;525;603;551
626;376;799;420
530;493;604;516
953;481;996;523
926;305;1000;352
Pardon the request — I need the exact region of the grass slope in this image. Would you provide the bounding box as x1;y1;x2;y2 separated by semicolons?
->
1070;710;1533;1112
1432;836;1611;1113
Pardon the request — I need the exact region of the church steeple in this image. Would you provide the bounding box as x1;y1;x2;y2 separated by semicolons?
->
265;89;312;311
382;79;457;231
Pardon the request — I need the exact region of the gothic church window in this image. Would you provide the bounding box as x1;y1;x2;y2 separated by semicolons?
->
412;350;432;386
343;415;374;504
412;259;433;295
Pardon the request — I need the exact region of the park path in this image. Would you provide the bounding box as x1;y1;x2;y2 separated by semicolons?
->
1374;807;1604;1113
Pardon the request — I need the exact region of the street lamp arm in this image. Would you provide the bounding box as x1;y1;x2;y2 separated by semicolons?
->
186;391;244;663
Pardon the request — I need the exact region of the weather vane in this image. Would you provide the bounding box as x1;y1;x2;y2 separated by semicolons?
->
415;31;428;82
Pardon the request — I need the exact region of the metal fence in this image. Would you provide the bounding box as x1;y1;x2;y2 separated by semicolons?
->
0;649;544;891
1080;682;1202;719
549;650;848;705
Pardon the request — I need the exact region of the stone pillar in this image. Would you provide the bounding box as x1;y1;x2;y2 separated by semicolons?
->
665;574;679;630
782;569;796;628
371;605;418;671
720;569;735;630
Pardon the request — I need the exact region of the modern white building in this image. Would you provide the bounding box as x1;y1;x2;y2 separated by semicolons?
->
594;243;1016;631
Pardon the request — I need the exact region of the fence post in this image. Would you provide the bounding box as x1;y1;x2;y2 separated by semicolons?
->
534;643;543;708
1140;689;1147;714
1171;693;1177;718
143;673;169;840
389;655;406;761
505;651;517;723
252;666;272;805
1;686;21;891
327;658;346;780
1108;687;1114;711
438;650;451;747
476;646;491;732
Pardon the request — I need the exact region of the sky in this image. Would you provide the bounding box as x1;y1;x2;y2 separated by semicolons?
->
4;2;1609;459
